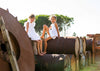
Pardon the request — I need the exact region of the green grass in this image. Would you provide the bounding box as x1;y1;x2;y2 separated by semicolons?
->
80;64;99;71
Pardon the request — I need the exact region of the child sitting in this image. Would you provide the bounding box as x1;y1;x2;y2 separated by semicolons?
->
24;14;43;56
41;15;60;54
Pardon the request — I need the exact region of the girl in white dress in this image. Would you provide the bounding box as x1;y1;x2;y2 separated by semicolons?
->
24;14;43;56
41;15;60;54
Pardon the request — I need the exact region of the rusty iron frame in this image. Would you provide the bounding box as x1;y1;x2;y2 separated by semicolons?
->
0;16;20;71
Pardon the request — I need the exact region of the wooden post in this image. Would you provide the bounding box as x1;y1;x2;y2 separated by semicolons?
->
0;16;19;71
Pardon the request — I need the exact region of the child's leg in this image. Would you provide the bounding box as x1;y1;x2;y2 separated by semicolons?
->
44;37;52;53
37;41;43;56
41;25;50;38
39;40;43;53
36;41;40;54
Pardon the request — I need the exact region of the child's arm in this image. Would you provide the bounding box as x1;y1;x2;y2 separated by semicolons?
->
55;23;60;37
49;26;52;29
26;22;29;33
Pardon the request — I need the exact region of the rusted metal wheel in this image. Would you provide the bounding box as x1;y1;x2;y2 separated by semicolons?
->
0;8;35;71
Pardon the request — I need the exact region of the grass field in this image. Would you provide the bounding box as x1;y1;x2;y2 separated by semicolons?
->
80;56;100;71
80;64;97;71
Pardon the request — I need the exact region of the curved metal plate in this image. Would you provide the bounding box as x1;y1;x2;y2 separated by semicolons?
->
0;8;35;71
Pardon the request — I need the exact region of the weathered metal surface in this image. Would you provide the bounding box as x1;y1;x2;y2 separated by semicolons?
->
0;8;35;71
83;37;87;55
31;41;38;55
75;56;80;71
79;37;86;69
0;58;11;71
47;37;80;57
0;17;20;71
86;39;93;52
35;54;76;71
85;51;91;66
79;37;84;54
92;34;100;64
79;54;85;69
94;34;100;50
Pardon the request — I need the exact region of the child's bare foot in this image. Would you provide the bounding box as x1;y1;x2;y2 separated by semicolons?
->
41;36;44;39
42;52;46;55
38;53;44;56
41;52;44;54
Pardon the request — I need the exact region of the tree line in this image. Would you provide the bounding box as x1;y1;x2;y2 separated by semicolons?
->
19;14;74;34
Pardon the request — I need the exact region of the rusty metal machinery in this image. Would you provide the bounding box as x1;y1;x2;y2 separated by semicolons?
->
79;37;86;69
86;34;100;64
81;37;92;66
82;37;87;55
47;37;80;57
84;38;93;64
86;38;93;52
93;34;100;50
92;34;100;64
44;37;80;71
0;8;35;71
85;51;91;66
35;54;76;71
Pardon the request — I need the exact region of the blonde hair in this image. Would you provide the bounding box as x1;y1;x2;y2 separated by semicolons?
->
49;15;57;20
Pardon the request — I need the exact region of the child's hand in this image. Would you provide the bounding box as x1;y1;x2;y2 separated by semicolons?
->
58;36;60;39
49;26;52;29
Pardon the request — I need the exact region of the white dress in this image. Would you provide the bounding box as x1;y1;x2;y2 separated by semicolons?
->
49;23;58;39
24;21;41;40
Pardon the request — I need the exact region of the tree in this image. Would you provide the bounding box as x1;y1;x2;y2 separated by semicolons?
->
73;32;76;36
35;15;51;33
19;18;28;26
19;14;74;33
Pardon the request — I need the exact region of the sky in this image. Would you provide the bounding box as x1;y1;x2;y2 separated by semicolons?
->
0;0;100;36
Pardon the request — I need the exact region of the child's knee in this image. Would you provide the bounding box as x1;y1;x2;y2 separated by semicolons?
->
39;40;42;43
43;25;47;28
37;41;40;43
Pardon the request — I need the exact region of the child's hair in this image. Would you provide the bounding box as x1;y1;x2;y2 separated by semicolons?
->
49;15;57;20
29;14;35;18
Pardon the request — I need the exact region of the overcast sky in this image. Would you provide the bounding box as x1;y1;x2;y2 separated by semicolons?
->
0;0;100;36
